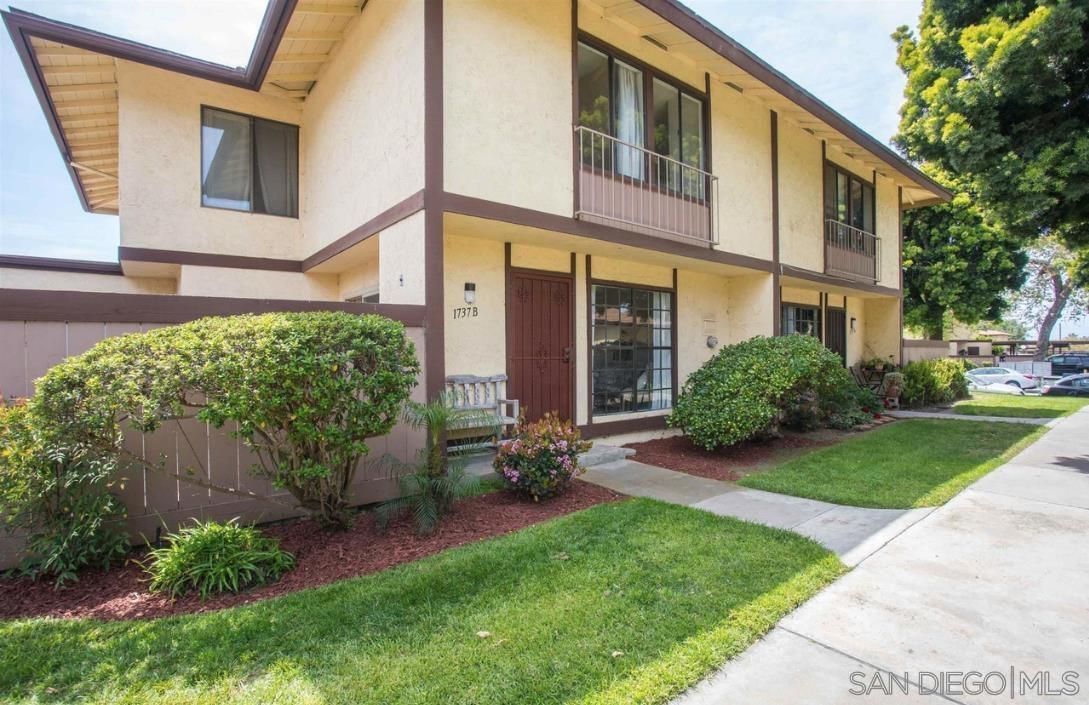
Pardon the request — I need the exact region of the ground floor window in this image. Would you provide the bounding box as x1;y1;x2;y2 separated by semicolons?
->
591;284;672;415
781;304;821;339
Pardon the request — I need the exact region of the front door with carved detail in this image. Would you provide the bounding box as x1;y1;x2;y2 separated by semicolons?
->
507;271;574;422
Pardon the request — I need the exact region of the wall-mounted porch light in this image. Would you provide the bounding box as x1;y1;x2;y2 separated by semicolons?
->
850;317;857;333
464;282;476;305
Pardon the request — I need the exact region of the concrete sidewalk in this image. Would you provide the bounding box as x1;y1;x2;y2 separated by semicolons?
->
889;409;1056;426
581;461;933;567
672;407;1089;704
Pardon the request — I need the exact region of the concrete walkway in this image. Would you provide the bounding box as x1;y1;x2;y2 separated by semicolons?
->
671;407;1089;704
889;409;1056;426
581;461;933;567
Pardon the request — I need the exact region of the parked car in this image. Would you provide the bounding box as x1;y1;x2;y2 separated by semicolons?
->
966;366;1039;390
1046;353;1089;377
1042;373;1089;397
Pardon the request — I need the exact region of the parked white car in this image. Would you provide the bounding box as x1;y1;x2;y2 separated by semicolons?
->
966;366;1039;390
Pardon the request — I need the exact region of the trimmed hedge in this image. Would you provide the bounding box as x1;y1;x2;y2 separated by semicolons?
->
669;335;858;450
900;358;970;408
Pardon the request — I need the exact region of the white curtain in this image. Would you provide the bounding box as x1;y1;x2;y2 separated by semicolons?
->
614;62;644;179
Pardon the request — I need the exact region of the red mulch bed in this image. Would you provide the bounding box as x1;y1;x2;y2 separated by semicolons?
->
0;481;621;622
626;434;834;482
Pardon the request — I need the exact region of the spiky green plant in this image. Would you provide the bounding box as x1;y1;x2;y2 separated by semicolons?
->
376;393;499;535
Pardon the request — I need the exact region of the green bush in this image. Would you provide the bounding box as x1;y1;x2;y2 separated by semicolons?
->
29;312;420;530
494;413;592;500
0;404;129;587
900;359;971;408
145;519;294;599
822;380;882;430
669;335;852;450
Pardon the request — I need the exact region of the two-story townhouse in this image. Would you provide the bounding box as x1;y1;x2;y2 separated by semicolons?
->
1;0;950;441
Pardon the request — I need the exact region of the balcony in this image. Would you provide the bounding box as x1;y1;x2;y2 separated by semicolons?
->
575;126;718;246
824;219;880;283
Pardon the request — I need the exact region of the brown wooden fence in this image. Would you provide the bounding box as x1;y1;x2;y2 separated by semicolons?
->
0;316;427;570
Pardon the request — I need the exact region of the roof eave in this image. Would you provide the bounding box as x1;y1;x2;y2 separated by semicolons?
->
636;0;952;203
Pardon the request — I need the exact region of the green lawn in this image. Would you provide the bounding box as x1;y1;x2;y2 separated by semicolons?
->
953;392;1089;418
738;420;1044;509
0;499;842;705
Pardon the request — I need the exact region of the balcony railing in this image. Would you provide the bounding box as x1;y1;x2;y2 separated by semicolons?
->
575;125;718;246
824;219;880;283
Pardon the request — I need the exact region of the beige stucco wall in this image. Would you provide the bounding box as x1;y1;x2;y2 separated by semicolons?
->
116;61;303;259
511;243;570;273
0;268;175;294
863;297;901;363
846;295;866;366
301;0;424;256
726;273;774;342
591;256;672;288
174;265;337;300
780;286;820;308
379;211;426;304
677;269;729;386
443;234;506;377
444;0;572;216
777;120;823;271
710;84;773;261
338;261;380;301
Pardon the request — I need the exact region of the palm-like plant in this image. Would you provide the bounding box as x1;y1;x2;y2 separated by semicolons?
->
376;393;499;535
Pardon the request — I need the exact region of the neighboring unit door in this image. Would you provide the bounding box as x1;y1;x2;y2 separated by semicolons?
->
507;271;574;422
825;307;847;364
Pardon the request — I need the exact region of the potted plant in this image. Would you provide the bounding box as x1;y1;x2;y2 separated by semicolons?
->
882;371;903;400
863;356;886;373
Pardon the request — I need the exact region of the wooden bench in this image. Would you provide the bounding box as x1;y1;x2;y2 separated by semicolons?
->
444;375;520;450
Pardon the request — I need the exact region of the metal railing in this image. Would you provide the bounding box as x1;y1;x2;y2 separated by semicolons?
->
575;125;718;245
824;218;880;283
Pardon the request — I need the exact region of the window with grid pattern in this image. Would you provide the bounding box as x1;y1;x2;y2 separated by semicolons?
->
591;284;672;415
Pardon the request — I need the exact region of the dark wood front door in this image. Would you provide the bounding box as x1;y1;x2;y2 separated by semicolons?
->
507;271;573;422
826;307;847;364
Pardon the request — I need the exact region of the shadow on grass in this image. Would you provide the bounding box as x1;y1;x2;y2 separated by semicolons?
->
738;420;1044;509
0;499;843;705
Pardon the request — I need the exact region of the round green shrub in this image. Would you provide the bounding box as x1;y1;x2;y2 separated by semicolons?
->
0;404;129;587
29;311;420;530
145;519;294;599
900;358;970;407
668;335;850;450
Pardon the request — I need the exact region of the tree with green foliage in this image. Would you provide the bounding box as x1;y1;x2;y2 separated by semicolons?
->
893;0;1089;249
1008;237;1089;358
903;187;1026;339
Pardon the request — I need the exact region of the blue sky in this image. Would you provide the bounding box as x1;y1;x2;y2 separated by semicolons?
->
0;0;1079;334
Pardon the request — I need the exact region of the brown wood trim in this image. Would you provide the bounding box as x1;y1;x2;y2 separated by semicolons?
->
0;288;428;326
780;264;901;298
570;250;578;422
571;0;580;220
579;413;668;439
585;254;593;423
671;267;679;406
898;185;904;364
442;192;773;273
301;190;425;271
770;110;781;335
120;247;302;273
0;254;121;275
631;0;951;202
423;0;444;402
504;242;513;387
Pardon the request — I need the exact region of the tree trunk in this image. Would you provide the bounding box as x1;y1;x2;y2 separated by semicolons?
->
1033;273;1073;361
923;305;945;341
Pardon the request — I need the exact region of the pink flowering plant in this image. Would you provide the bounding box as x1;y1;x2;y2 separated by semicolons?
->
493;413;592;501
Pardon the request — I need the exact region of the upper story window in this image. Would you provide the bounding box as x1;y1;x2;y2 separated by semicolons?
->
577;39;705;182
201;107;299;218
824;162;874;234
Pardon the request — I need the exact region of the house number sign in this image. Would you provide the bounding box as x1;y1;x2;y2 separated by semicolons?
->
452;306;479;319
